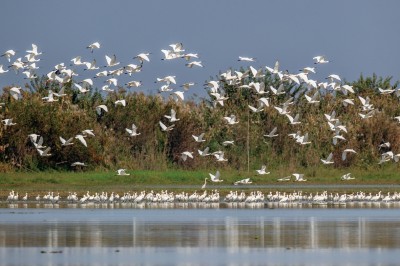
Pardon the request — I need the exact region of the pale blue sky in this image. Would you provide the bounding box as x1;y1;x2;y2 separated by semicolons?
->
0;0;399;99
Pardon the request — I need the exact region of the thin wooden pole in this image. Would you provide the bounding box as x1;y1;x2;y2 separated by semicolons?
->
247;99;250;173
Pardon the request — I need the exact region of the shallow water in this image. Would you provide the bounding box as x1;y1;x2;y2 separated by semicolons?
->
1;208;399;265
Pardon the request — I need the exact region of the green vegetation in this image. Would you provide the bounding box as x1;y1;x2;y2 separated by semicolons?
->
0;72;400;191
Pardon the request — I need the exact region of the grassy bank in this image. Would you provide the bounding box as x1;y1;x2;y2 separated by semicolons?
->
1;166;400;198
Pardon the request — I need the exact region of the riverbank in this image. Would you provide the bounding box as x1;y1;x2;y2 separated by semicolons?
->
1;166;399;198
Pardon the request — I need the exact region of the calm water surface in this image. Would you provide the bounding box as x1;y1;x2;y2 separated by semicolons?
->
1;206;400;265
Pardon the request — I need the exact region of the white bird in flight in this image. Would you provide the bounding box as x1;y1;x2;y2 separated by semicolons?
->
75;134;87;147
238;56;255;62
293;173;307;181
342;149;357;161
264;127;278;138
198;147;210;157
192;133;206;142
126;123;141;137
60;136;74;146
2;118;16;127
234;178;252;185
37;147;52;157
181;151;194;161
313;55;329;64
1;49;16;62
321;152;334;165
256;165;270;175
185;61;203;68
164;109;180;122
115;99;126;107
116;169;130;176
209;170;223;182
134;53;150;64
71;162;87;167
213;151;228;162
341;173;355;180
105;54;120;67
159;121;174;132
224;114;239;125
96;105;108;115
87;42;101;53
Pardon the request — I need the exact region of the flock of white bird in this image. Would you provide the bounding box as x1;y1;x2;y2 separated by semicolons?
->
5;189;400;205
1;41;399;190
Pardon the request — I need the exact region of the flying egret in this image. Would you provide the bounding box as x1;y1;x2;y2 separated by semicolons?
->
115;99;126;107
0;65;10;74
264;127;278;138
2;118;16;126
71;56;86;66
321;153;334;164
326;74;341;82
169;42;185;53
126;80;142;88
286;113;301;125
84;59;99;70
26;43;42;56
198;147;211;156
181;82;195;91
277;176;291;182
10;86;22;100
238;56;255;62
126;123;141;137
1;49;16;62
248;104;263;113
222;140;234;146
105;78;118;86
297;133;311;145
28;133;40;144
224;114;239;125
60;136;74;146
156;75;176;84
117;169;130;176
82;129;95;137
75;134;87;147
341;173;355;180
161;49;180;60
293;173;307;181
37;147;52;157
96;105;108;115
313;55;329;64
209;170;223;182
274;105;290;115
212;151;228;162
159;121;174;132
266;61;280;74
304;91;320;104
182;53;199;61
164;109;180;122
87;42;100;52
185;61;203;68
71;162;87;167
105;54;120;67
378;87;395;95
172;91;184;101
342;149;357;161
250;66;265;79
74;83;90;94
256;165;270;175
192;133;206;142
234;178;252;185
181;151;194;161
134;53;150;63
